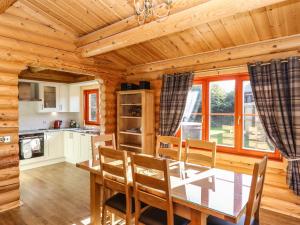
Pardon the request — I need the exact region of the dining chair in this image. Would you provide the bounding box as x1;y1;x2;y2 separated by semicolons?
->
99;147;134;225
207;156;268;225
184;139;217;168
92;133;116;161
156;135;182;161
131;154;190;225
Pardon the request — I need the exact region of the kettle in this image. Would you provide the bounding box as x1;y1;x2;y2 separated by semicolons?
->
53;120;62;129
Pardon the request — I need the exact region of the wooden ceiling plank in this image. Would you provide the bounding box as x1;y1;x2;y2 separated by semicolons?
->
126;34;300;75
234;12;261;43
250;8;273;41
220;16;247;46
0;0;16;14
79;0;287;57
195;24;224;49
206;20;235;48
0;13;73;42
23;0;89;35
19;0;78;38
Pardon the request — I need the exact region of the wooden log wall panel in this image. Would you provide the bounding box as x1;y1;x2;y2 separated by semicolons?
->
103;79;119;134
0;63;22;212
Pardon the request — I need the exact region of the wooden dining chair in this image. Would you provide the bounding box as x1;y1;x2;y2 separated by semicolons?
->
156;135;182;161
92;133;116;161
131;154;190;225
185;139;217;168
207;156;268;225
99;147;134;225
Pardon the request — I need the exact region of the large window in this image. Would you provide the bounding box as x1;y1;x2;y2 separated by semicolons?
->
84;89;99;125
180;75;280;159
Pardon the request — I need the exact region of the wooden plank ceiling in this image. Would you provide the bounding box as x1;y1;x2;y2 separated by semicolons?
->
2;0;300;73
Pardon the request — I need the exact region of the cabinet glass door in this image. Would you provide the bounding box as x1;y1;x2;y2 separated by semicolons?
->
44;86;57;109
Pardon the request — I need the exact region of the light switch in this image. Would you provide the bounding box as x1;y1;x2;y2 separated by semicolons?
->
0;136;11;143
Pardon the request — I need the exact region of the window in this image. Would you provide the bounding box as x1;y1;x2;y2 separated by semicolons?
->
84;89;99;125
242;81;274;152
209;80;235;147
180;75;280;160
181;85;203;140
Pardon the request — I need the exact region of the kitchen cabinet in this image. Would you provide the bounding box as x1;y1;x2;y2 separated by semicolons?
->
64;131;92;164
45;131;64;159
58;85;69;112
39;83;59;112
69;85;80;112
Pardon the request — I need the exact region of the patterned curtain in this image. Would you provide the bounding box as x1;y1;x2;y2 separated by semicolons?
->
248;56;300;195
159;72;194;136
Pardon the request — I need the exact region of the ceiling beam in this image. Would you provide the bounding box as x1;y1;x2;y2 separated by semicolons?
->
126;50;300;81
76;0;210;47
0;0;16;14
126;34;300;75
79;0;286;57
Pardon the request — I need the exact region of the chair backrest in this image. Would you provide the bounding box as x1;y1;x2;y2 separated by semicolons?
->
92;133;116;161
131;154;174;225
244;156;268;225
156;135;182;161
99;147;128;194
185;139;217;168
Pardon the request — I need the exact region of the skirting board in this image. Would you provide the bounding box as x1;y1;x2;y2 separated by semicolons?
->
20;157;65;171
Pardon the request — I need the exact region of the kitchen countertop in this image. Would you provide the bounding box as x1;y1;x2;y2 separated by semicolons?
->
19;128;100;135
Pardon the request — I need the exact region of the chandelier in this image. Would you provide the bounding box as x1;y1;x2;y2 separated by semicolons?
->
134;0;173;24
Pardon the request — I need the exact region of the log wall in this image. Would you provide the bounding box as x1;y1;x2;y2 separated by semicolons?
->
0;60;25;212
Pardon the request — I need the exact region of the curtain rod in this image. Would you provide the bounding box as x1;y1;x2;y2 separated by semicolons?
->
248;59;300;67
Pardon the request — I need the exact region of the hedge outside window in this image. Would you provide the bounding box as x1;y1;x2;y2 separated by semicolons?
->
84;89;100;125
180;74;281;160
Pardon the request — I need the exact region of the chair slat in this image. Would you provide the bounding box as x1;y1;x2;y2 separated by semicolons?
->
102;163;124;177
137;190;168;211
135;173;167;192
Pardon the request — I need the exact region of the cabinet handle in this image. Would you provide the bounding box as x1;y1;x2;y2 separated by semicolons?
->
42;104;44;110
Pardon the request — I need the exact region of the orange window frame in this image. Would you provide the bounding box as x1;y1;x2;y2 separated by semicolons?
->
84;89;100;126
178;73;281;160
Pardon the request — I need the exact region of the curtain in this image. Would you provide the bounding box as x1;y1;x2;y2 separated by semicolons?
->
248;56;300;195
159;72;194;136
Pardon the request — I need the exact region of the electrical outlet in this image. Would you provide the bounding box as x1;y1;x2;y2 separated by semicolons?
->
0;136;11;143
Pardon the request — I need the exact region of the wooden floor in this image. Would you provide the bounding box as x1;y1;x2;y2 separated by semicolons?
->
0;163;91;225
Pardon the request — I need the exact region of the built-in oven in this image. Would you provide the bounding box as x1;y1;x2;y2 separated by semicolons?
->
19;133;44;160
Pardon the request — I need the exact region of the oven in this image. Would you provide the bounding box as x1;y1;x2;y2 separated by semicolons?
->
19;133;44;160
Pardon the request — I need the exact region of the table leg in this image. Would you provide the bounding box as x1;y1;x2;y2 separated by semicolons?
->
191;209;208;225
90;173;101;225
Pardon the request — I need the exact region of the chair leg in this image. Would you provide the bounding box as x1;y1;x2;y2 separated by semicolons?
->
110;212;115;225
101;205;107;225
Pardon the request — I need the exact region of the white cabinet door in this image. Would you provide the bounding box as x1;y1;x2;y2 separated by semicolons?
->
39;83;59;112
64;131;81;164
79;133;92;161
69;86;80;112
58;85;69;112
45;131;64;159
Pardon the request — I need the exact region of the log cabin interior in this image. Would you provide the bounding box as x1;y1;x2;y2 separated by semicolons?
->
0;0;299;225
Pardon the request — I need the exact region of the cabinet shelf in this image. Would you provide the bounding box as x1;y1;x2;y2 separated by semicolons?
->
120;103;142;106
119;143;142;150
120;116;141;119
120;131;142;136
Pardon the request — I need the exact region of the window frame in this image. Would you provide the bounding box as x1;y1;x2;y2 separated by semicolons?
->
84;89;100;126
179;73;281;160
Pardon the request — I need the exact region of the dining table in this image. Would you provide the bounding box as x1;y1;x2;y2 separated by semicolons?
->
76;159;252;225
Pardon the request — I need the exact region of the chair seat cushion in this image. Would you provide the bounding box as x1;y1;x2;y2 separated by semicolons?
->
105;193;146;214
139;206;190;225
207;215;259;225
